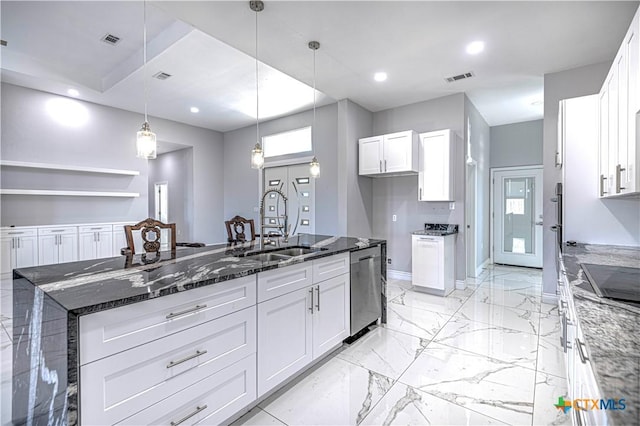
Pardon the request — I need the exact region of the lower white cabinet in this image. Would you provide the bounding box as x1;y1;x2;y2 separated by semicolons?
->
411;234;455;296
257;254;350;397
1;227;38;276
37;226;78;265
78;225;113;261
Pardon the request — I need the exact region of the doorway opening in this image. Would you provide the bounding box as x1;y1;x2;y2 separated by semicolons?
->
154;182;168;223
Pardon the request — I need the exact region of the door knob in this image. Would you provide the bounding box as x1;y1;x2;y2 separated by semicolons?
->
535;221;543;226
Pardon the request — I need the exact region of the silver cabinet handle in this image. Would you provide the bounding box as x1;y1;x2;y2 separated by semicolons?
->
166;304;208;320
419;187;422;200
419;237;436;241
90;227;102;230
8;231;24;235
97;232;100;242
575;407;585;426
93;232;97;242
379;160;382;173
309;287;314;314
315;286;320;311
534;221;543;226
11;238;14;250
600;174;608;196
384;159;387;172
170;405;208;426
616;164;626;193
17;238;20;249
576;338;589;363
51;229;65;233
167;349;207;369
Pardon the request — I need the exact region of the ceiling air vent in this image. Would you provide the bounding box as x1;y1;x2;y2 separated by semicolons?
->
445;71;475;83
101;33;121;46
153;72;172;81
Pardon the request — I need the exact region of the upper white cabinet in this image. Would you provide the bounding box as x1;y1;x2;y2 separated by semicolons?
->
358;130;418;177
418;129;456;201
599;6;639;197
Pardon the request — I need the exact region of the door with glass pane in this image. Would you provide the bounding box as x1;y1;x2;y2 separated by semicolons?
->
492;167;543;268
264;164;315;236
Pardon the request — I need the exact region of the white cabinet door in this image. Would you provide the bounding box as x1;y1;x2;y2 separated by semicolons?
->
623;11;638;194
1;238;13;275
79;233;96;261
38;234;58;266
358;136;383;175
411;236;441;290
419;130;454;201
96;231;113;259
312;274;350;359
58;233;78;264
257;286;313;397
607;70;619;194
599;86;610;197
382;131;416;173
113;228;127;256
15;236;38;268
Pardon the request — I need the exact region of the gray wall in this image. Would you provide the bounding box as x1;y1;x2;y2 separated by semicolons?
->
339;99;374;238
542;62;610;297
1;83;225;243
465;97;491;270
372;94;467;281
223;103;339;235
148;148;194;242
490;120;543;168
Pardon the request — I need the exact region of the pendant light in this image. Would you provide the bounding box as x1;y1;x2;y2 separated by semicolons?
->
136;0;157;159
308;41;321;178
250;1;265;169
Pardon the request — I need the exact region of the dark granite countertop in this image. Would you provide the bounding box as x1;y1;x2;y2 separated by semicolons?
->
411;223;459;236
411;230;457;236
14;234;385;316
562;243;640;425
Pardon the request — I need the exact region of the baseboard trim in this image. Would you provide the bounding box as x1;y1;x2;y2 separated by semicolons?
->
455;279;466;290
475;258;491;277
388;269;412;281
542;293;558;304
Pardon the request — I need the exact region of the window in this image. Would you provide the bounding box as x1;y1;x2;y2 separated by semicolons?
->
263;126;312;158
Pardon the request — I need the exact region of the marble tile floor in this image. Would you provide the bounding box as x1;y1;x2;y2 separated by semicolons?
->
0;266;571;426
236;265;571;426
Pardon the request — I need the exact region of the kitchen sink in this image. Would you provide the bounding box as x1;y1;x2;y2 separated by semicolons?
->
272;247;318;256
244;252;292;262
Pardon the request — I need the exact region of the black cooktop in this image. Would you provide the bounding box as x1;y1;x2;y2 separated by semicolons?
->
581;263;640;304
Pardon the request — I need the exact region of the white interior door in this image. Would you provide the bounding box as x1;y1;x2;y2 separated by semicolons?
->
492;167;543;268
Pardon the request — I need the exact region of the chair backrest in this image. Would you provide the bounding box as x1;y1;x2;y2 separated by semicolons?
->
123;218;176;255
225;215;256;243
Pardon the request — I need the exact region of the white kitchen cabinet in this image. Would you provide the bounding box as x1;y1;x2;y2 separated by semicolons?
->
358;130;418;177
37;226;78;266
598;6;640;197
257;285;313;397
418;129;456;201
78;225;113;261
112;223;129;256
1;227;38;276
411;234;455;296
257;253;350;397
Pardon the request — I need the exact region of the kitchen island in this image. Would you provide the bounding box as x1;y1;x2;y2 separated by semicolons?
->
11;234;386;425
561;243;639;425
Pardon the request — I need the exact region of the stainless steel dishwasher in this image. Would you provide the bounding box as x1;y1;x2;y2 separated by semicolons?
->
350;246;382;336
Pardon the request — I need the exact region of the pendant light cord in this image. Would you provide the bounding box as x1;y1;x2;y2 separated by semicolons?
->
312;47;316;140
255;9;260;145
143;0;148;123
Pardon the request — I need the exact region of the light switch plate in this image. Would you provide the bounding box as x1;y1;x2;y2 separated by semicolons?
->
392;214;397;222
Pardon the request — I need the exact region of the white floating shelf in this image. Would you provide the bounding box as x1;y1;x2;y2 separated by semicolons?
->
0;160;140;176
1;189;140;197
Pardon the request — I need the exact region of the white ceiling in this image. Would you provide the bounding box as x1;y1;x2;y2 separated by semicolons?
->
1;1;638;131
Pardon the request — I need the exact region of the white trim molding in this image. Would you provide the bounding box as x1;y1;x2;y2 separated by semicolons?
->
476;257;491;277
455;279;466;290
387;269;412;281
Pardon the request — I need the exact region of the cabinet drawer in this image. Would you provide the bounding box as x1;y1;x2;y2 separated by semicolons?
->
80;275;257;364
78;224;112;233
257;262;313;303
81;306;256;426
120;353;256;426
37;226;77;236
1;227;37;238
312;252;350;283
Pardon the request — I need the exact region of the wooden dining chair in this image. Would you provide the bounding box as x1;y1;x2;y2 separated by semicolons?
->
123;218;176;255
225;215;256;243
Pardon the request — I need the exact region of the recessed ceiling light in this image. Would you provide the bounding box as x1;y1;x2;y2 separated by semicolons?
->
466;41;485;55
190;107;200;113
67;88;80;97
374;72;388;82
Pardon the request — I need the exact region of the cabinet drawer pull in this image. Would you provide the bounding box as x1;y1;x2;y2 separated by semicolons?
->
419;237;436;241
576;338;589;363
7;231;24;235
170;405;208;426
166;350;207;369
50;229;66;233
166;304;208;320
90;227;102;230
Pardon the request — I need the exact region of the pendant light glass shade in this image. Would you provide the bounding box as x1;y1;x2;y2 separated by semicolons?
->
136;0;157;159
309;156;320;178
137;121;157;159
251;142;264;169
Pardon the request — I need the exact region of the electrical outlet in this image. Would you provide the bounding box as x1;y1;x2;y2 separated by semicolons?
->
387;258;392;265
392;214;397;222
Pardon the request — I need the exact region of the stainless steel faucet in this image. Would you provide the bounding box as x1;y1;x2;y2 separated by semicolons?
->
259;187;288;249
